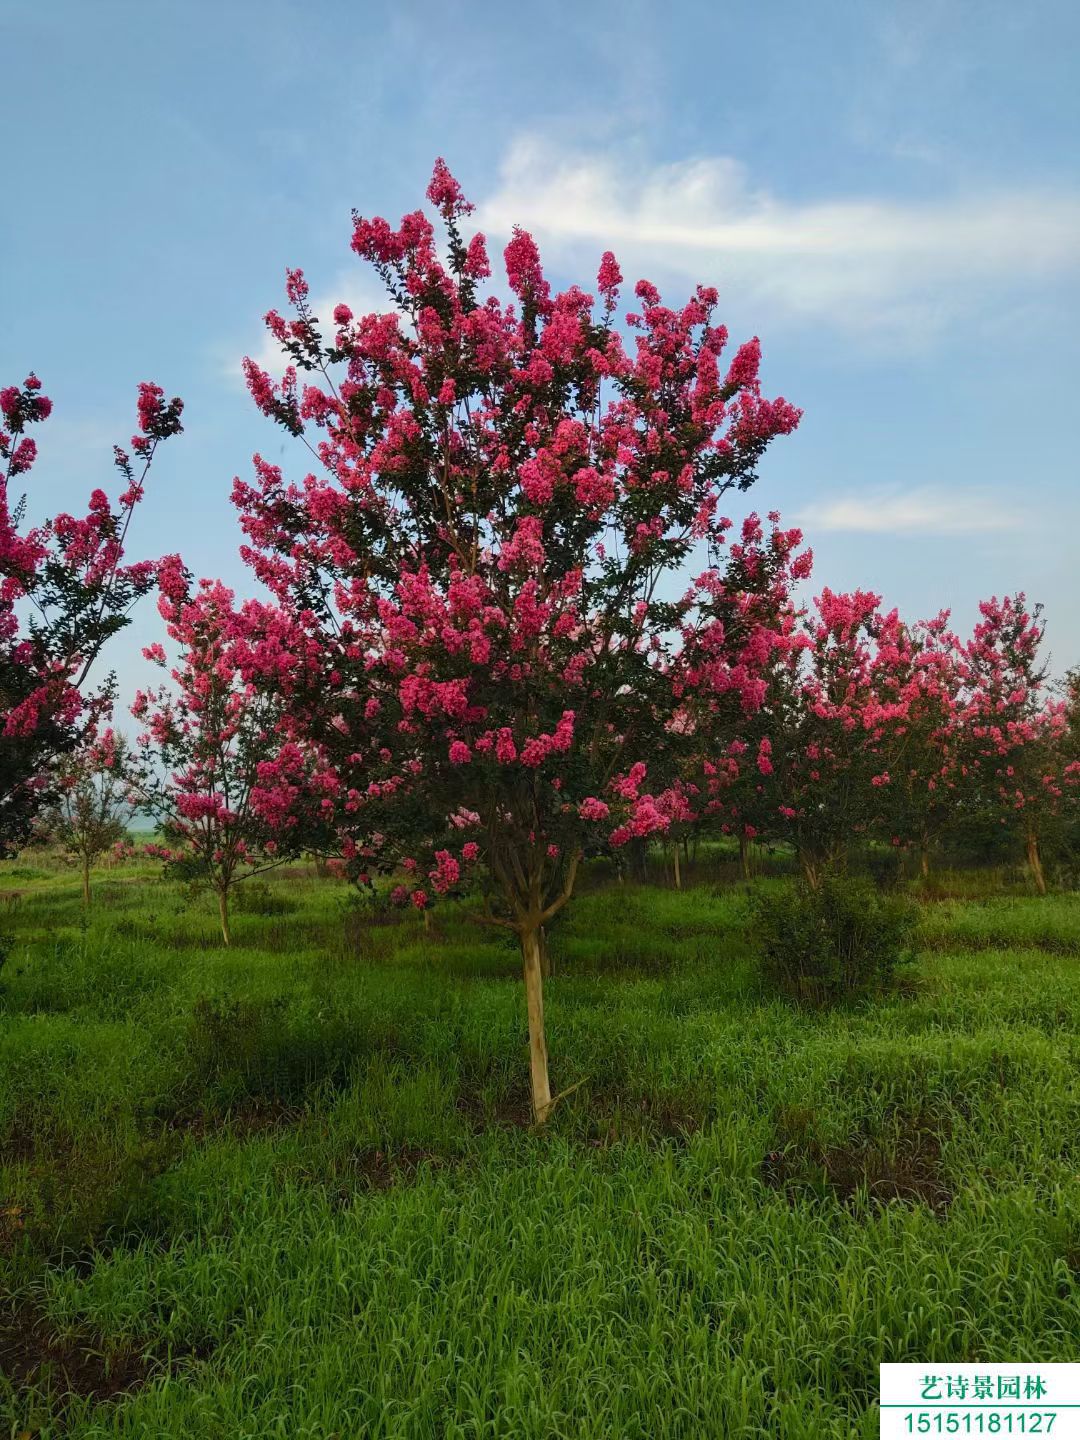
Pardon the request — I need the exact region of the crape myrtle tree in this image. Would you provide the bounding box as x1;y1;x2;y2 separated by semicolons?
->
232;159;801;1120
1064;668;1080;742
41;726;132;905
130;562;334;945
675;511;812;881
692;586;1078;886
1;374;182;853
1058;667;1080;867
738;588;918;885
881;612;967;879
957;594;1079;893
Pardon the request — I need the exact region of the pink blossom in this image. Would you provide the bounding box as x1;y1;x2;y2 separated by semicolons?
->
597;251;622;303
578;796;610;822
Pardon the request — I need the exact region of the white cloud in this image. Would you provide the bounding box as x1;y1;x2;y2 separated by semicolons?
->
474;136;1080;344
795;486;1021;536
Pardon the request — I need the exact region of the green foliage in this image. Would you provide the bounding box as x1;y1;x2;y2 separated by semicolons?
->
3;857;1080;1437
751;875;917;1005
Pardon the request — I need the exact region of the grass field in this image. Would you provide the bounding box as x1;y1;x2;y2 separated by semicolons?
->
2;856;1080;1438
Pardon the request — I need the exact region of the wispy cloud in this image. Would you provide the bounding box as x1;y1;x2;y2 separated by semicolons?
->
475;136;1080;344
796;487;1021;536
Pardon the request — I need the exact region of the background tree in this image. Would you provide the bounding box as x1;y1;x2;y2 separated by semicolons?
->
1;374;182;854
675;511;811;880
878;613;967;879
1056;667;1080;875
131;564;331;944
42;728;132;904
956;595;1063;894
232;160;801;1120
738;589;914;885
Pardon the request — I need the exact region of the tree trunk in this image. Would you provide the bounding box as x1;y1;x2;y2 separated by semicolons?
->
1026;829;1047;895
538;925;551;979
920;846;930;880
218;888;231;946
739;834;751;883
423;908;431;932
521;925;553;1124
672;844;682;891
81;856;91;907
801;854;821;891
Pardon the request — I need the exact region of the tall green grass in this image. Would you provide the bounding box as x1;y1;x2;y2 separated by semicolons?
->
2;860;1079;1437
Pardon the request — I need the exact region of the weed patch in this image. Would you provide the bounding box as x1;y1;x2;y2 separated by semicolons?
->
0;1301;209;1409
287;1144;453;1208
454;1086;533;1132
761;1104;953;1213
2;1129;176;1259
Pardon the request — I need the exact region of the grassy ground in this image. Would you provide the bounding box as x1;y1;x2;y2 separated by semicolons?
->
2;856;1079;1438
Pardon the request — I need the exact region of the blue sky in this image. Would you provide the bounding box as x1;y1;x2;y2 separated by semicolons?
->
5;0;1079;704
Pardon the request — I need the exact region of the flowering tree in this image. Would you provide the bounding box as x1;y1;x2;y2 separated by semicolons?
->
1059;668;1080;869
131;564;332;944
714;588;920;885
1;374;182;853
41;727;131;905
727;588;1078;888
955;595;1078;893
232;159;800;1119
687;584;1078;889
675;511;812;879
1064;668;1080;739
876;613;968;878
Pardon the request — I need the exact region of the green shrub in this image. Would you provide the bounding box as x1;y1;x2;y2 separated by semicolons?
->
751;875;917;1006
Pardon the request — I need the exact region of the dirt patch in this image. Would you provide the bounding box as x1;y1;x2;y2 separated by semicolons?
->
0;1302;208;1408
0;1122;37;1167
761;1107;953;1214
289;1144;451;1209
579;1090;705;1148
162;1096;304;1146
1;1101;305;1264
351;1145;446;1190
1;1203;27;1252
3;1100;301;1193
454;1084;708;1144
455;1088;533;1132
